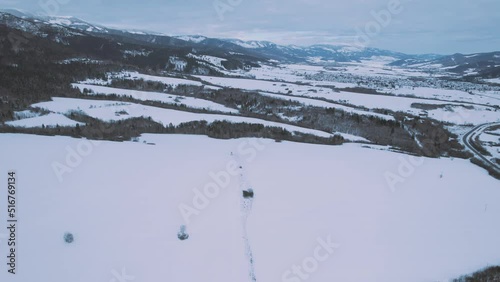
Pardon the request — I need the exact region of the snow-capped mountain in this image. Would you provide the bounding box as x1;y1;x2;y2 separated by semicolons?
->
43;16;109;33
0;9;433;65
0;8;36;18
223;39;278;49
0;8;107;33
173;35;208;43
217;38;433;63
1;9;499;78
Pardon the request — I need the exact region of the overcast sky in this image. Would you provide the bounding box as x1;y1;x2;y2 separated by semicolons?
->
1;0;499;54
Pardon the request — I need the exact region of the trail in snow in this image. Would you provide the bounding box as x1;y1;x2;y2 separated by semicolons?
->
233;152;257;282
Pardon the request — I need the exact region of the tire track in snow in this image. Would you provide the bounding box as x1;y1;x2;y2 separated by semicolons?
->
233;152;257;282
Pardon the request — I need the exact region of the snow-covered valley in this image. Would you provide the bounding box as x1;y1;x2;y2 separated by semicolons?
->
0;134;499;282
1;8;500;281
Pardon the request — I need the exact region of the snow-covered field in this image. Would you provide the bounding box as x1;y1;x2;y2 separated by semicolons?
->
72;84;238;113
479;129;500;160
28;97;348;139
236;63;500;106
385;86;499;105
0;134;499;282
258;92;395;121
114;71;203;87
242;64;358;89
194;75;499;125
485;78;500;84
69;67;500;128
6;113;84;128
194;74;332;95
335;60;433;78
3;58;500;282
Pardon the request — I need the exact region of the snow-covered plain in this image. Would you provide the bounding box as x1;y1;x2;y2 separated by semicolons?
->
386;86;499;105
194;75;336;96
242;64;358;89
478;129;500;160
239;63;500;106
72;83;238;113
485;78;500;84
72;68;499;127
29;97;343;139
258;92;395;121
194;75;500;125
0;134;499;282
110;71;203;88
6;113;84;128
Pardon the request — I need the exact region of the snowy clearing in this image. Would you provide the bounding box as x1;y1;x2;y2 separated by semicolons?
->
72;84;238;113
485;78;500;84
6;113;84;128
386;86;499;105
194;75;499;125
258;92;395;121
30;97;347;139
106;71;203;88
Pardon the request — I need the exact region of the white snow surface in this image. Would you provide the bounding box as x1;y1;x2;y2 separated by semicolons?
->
0;134;499;282
6;113;84;128
72;84;238;113
174;35;207;43
485;78;500;84
110;72;203;88
258;92;395;121
194;75;500;125
188;54;227;69
30;98;339;139
385;86;499;105
244;64;358;88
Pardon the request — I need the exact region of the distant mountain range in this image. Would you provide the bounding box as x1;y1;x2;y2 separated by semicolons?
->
390;52;500;78
1;9;499;78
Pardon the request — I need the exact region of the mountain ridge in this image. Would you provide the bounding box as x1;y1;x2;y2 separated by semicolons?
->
1;9;499;77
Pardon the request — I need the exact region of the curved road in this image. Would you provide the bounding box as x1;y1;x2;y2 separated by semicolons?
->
462;122;500;175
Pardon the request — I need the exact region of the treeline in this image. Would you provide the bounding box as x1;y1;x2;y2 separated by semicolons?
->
165;120;344;145
0;117;163;141
0;25;126;122
0;116;344;146
453;266;500;282
0;61;121;121
470;158;500;180
403;118;469;158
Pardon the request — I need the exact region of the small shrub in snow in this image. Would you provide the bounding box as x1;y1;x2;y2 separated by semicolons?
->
243;189;254;199
177;225;189;241
64;232;74;243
